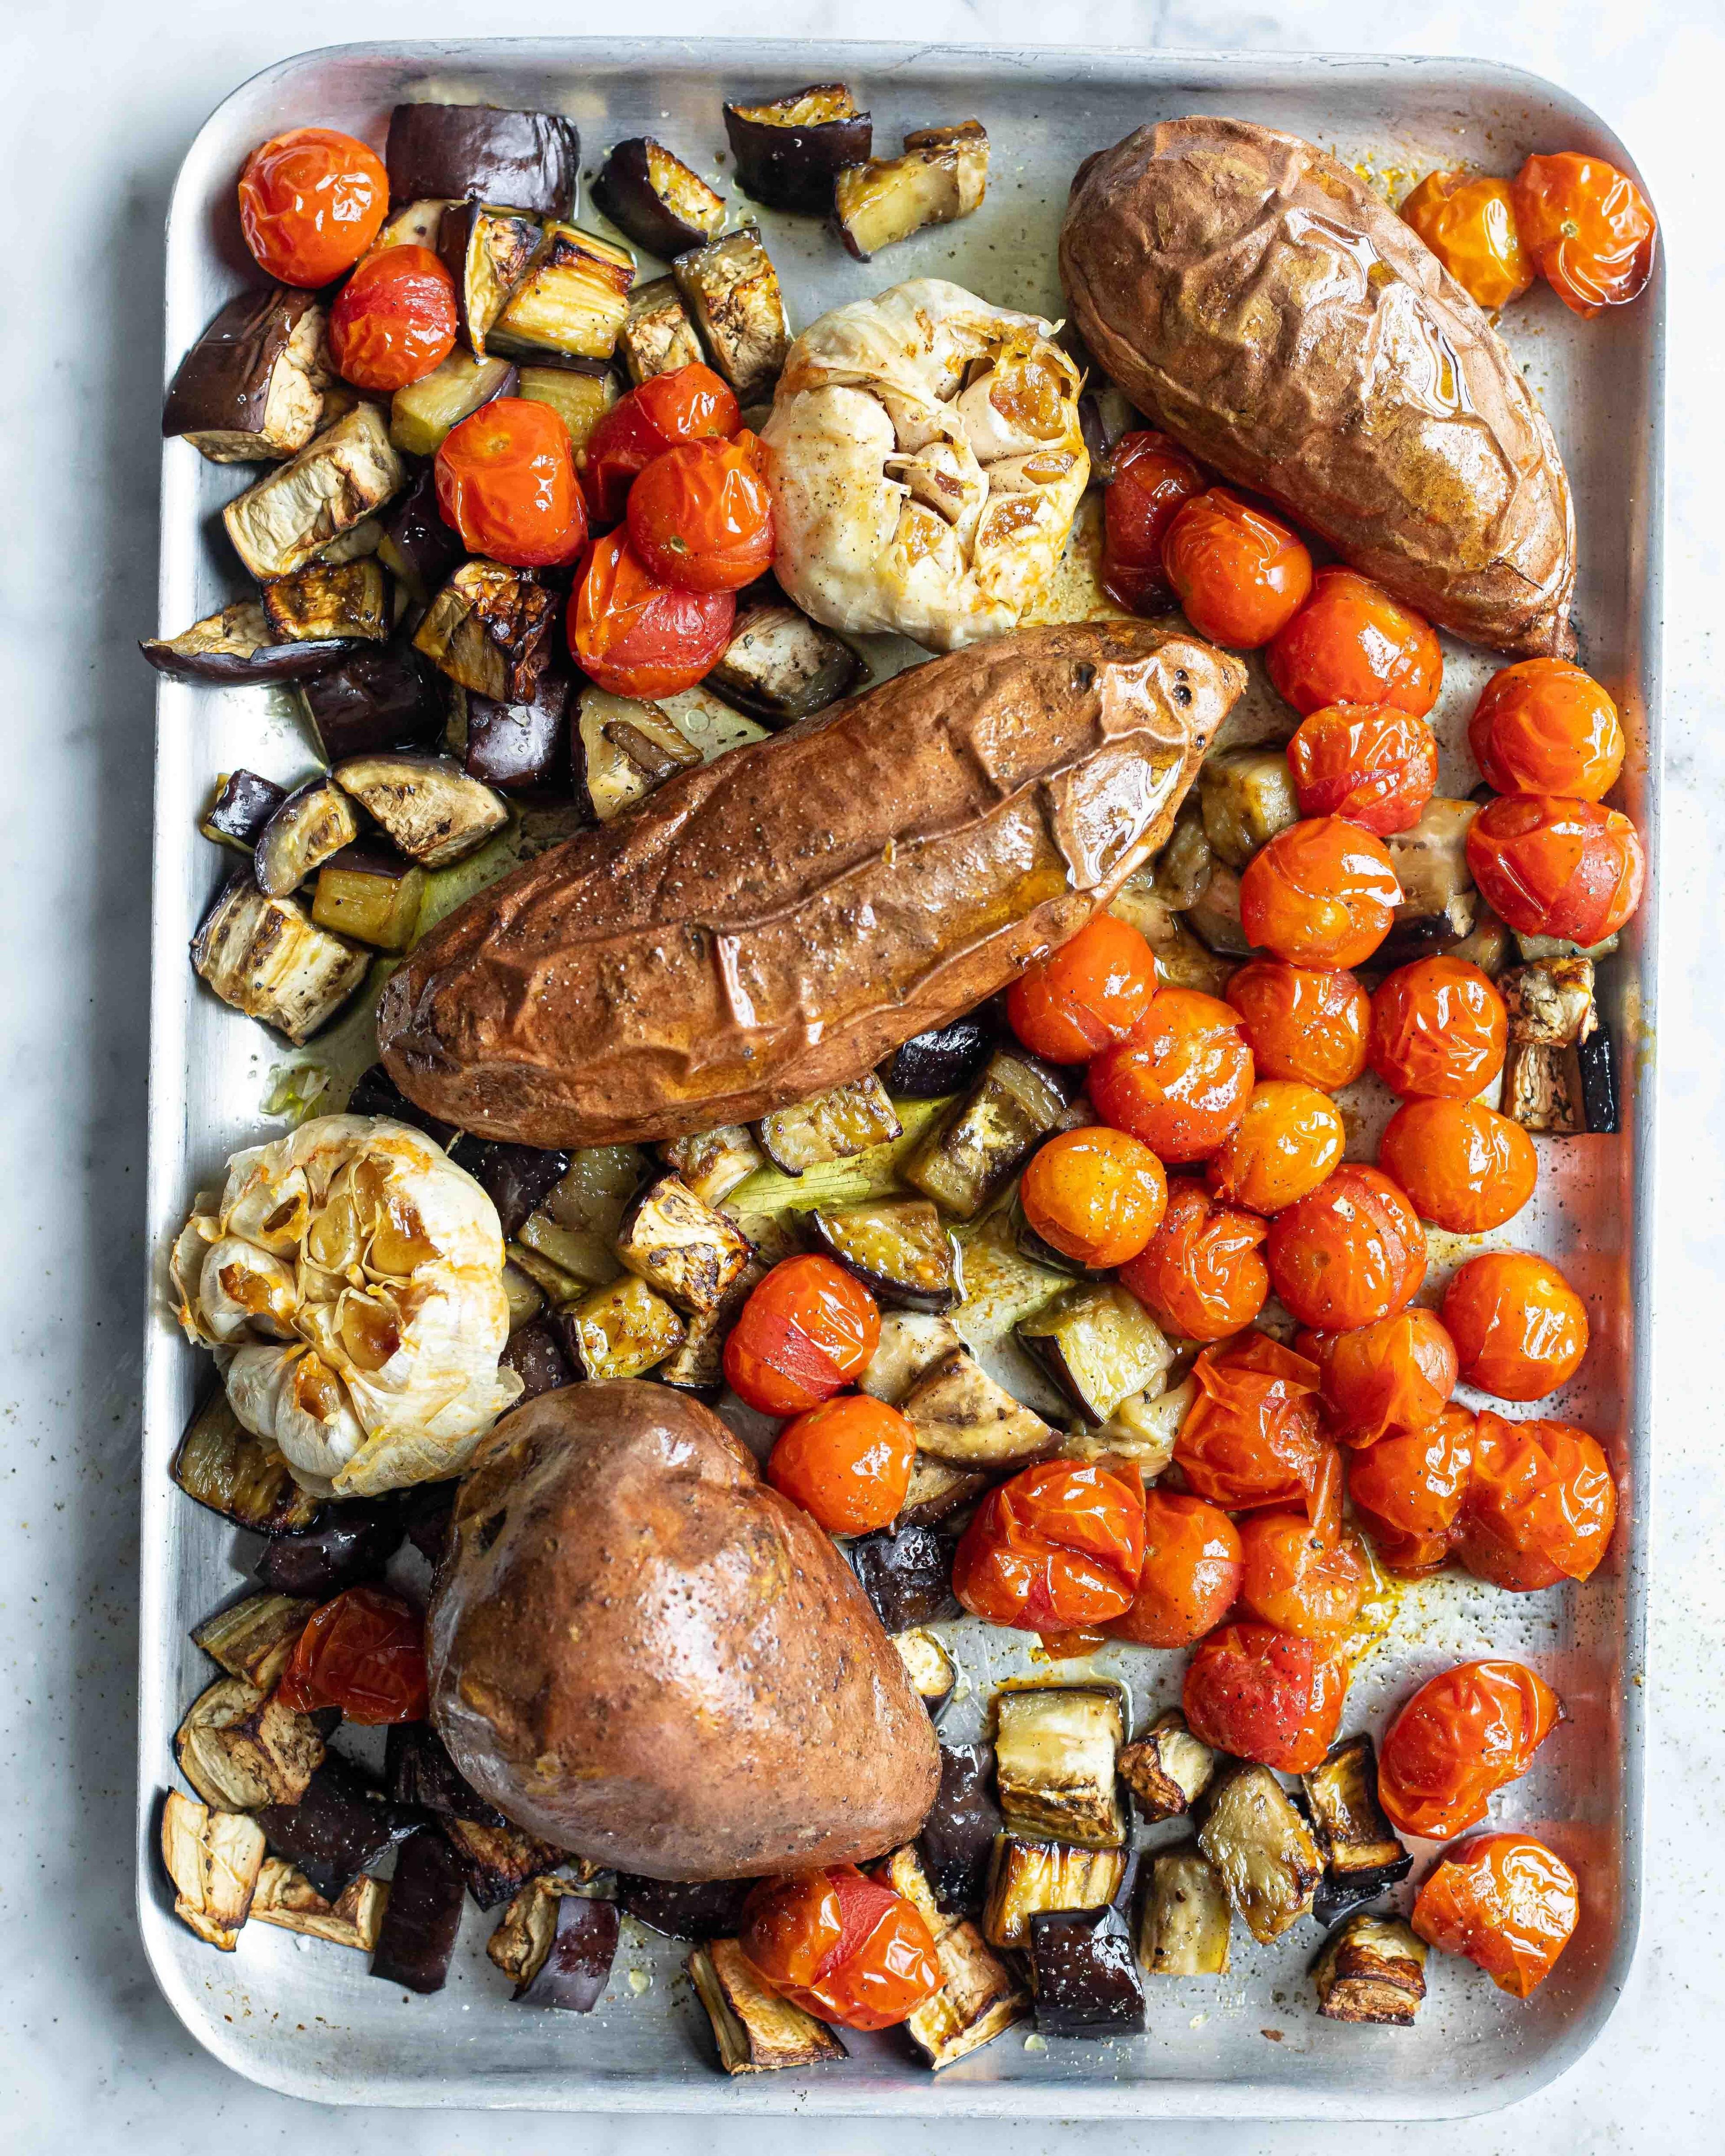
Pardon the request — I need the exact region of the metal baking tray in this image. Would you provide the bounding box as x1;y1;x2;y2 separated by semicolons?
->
139;37;1661;2117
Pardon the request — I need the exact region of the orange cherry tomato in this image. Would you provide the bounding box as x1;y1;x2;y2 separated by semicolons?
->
1468;659;1626;802
1106;1488;1243;1648
740;1865;940;2030
436;398;589;569
1182;1620;1347;1774
1101;430;1207;613
1300;1306;1460;1449
1239;817;1402;969
1020;1127;1168;1269
1368;956;1507;1101
1287;705;1440;837
723;1256;880;1417
1455;1410;1616;1591
1205;1080;1345;1215
1413;1832;1579;1998
1174;1333;1325;1509
1348;1404;1477;1573
626;431;775;593
568;529;734;698
1380;1098;1538;1234
766;1394;916;1536
1225;960;1370;1091
1118;1180;1268;1342
1266;569;1442;720
582;362;742;526
1006;912;1158;1063
1466;794;1645;946
1377;1657;1561;1842
1442;1250;1588;1401
274;1585;427;1723
1088;987;1254;1163
237;127;388;288
1399;172;1535;310
1236;1507;1368;1640
1512;152;1657;318
1265;1165;1427;1332
951;1460;1146;1633
328;244;457;392
1161;487;1314;648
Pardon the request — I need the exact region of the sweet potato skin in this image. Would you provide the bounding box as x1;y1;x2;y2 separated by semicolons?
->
427;1383;940;1879
379;620;1243;1146
1059;118;1577;658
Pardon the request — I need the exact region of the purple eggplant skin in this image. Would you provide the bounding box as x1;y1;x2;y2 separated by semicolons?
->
380;464;467;603
591;138;722;260
465;1140;571;1240
253;1499;405;1598
386;1721;510;1826
614;1873;754;1941
371;1826;468;1993
345;1060;462;1148
386;104;579;220
848;1523;958;1633
1027;1905;1145;2037
256;1754;422;1901
722;89;871;214
202;770;288;853
459;665;571;790
162;284;320;442
302;643;448;763
499;1318;575;1401
142;626;357;687
517;1895;620;2010
916;1743;1001;1917
882;1018;993;1100
398;1480;458;1567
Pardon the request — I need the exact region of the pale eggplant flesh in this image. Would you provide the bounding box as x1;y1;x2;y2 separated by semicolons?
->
593;137;726;260
704;601;865;728
253;776;363;899
163;286;328;461
810;1197;959;1312
190;874;370;1043
500;1884;620;2010
261;558;389;645
172;1387;324;1536
386;103;581;221
142;598;357;685
672;225;790;403
619;275;707;384
222;403;407;583
332;751;509;869
723;84;872;213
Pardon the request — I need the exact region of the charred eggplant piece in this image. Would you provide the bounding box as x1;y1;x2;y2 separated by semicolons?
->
705;602;865;728
261;558;389;647
385;1720;506;1825
1501;955;1597;1045
995;1686;1126;1850
877;1844;1028;2069
174;1675;325;1812
1312;1912;1428;2025
253;777;362;899
811;1197;957;1312
252;1859;388;1949
448;667;571;791
301;642;447;762
1186;857;1257;957
223;404;406;581
1017;1282;1171;1427
389;347;519;458
894;1627;957;1720
465;1142;573;1241
142;598;354;685
724;84;871;214
673;225;790;402
436;201;544;359
918;1743;1003;1917
256;1754;420;1901
758;1075;902;1175
616;1873;754;1940
1502;1038;1584;1135
833;121;989;262
253;1498;404;1597
689;1937;848;2073
1198;1763;1322;1945
488;1878;619;2008
848;1522;959;1632
160;1789;265;1951
201;771;287;854
192;1593;313;1692
619;274;707;384
378;468;465;607
984;1837;1127;1951
904;1049;1070;1220
172;1387;323;1534
884;1018;992;1101
191;874;369;1043
440;1815;568;1909
345;1060;461;1147
593;137;726;259
371;1827;466;1993
1198;746;1300;871
1379;798;1479;965
1118;1709;1216;1824
489;223;636;371
1303;1735;1413;1926
386;102;579;221
499;1317;574;1401
1579;1016;1620;1134
658;1124;764;1207
311;842;426;952
614;1171;753;1317
521;1143;646;1281
901;1345;1054;1468
553;1275;685;1380
333;751;508;868
571;684;702;821
1027;1904;1145;2038
1137;1845;1231;1976
164;287;328;463
517;365;616;452
859;1312;962;1405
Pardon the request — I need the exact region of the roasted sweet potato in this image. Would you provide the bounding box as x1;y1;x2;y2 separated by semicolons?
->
380;622;1242;1145
1059;119;1577;657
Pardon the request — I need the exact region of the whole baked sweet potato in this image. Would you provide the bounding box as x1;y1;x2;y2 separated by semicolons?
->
1059;118;1577;657
427;1381;939;1878
379;620;1243;1147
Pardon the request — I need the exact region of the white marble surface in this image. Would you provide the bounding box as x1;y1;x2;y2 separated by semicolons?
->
3;0;1720;2148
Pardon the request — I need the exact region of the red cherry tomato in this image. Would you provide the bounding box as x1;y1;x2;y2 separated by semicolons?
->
1020;1127;1168;1269
1235;1507;1368;1641
1455;1410;1616;1590
1412;1833;1579;1999
1161;487;1314;648
626;431;775;593
1238;817;1402;969
1368;957;1507;1100
1266;569;1442;719
274;1585;427;1724
1512;152;1657;318
766;1394;916;1537
740;1865;940;2030
1300;1306;1460;1449
1469;659;1626;801
582;362;741;526
1400;172;1535;310
328;244;457;392
723;1256;880;1417
1006;913;1159;1063
1379;1098;1538;1234
436;397;589;569
568;530;734;698
1377;1657;1561;1842
1265;1165;1427;1332
1182;1621;1347;1774
1465;794;1645;946
237;127;388;288
1118;1179;1268;1342
1286;705;1440;836
1348;1404;1477;1574
1204;1080;1345;1215
1441;1250;1588;1401
1088;987;1254;1163
1173;1333;1326;1509
951;1460;1146;1633
1225;961;1371;1091
1106;1488;1242;1648
1101;431;1207;612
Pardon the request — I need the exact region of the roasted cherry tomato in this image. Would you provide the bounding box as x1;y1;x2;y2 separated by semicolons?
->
1101;430;1207;612
437;397;588;569
1236;1507;1368;1642
1377;1657;1561;1841
1412;1833;1579;1999
1266;569;1442;720
1205;1080;1345;1215
1456;1410;1616;1591
1088;987;1254;1163
274;1585;427;1724
1465;793;1645;947
1006;912;1158;1063
740;1864;940;2030
1286;705;1439;837
1265;1165;1427;1332
723;1255;880;1417
1174;1333;1326;1510
581;362;741;526
568;529;734;697
328;244;457;392
626;430;774;593
237;127;389;287
766;1394;916;1536
1106;1488;1243;1648
1117;1179;1269;1342
1161;487;1314;648
1182;1620;1347;1774
951;1459;1146;1633
1348;1404;1477;1574
1020;1127;1168;1269
1512;152;1657;318
1225;961;1371;1092
1441;1250;1588;1401
1379;1098;1539;1234
1368;956;1507;1101
1238;817;1402;969
1300;1306;1460;1449
1468;659;1626;802
1399;171;1535;310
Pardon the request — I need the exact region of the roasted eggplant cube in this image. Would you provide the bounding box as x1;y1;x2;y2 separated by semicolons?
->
918;1743;1003;1917
172;1387;323;1534
174;1674;326;1812
252;1860;388;1949
593;137;727;259
201;770;288;854
571;685;701;820
616;1873;753;1940
302;641;448;762
164;287;328;463
1063;1377;1194;1482
723;84;871;214
254;1499;405;1597
261;557;389;646
437;200;544;359
613;1171;753;1317
390;347;519;458
448;666;571;791
1118;1709;1216;1824
517;366;616;453
416;558;558;703
1302;1735;1412;1921
658;1123;765;1208
1185;857;1257;958
1137;1845;1232;1976
223;403;406;581
142;599;352;686
191;1593;314;1692
499;1316;575;1402
463;1140;574;1241
673;226;790;403
1502;1038;1585;1135
994;1686;1126;1850
160;1789;266;1951
1198;1763;1322;1945
849;1522;959;1632
619;274;708;384
371;1827;467;1994
877;1844;1028;2070
833;122;989;262
386;102;579;221
385;1720;506;1825
253;777;363;899
440;1815;568;1910
1579;1017;1620;1135
554;1275;686;1381
706;602;865;728
191;875;370;1044
334;751;509;869
311;843;427;952
884;1017;993;1100
1027;1905;1145;2038
256;1754;420;1901
894;1628;957;1719
903;1049;1069;1220
1380;798;1479;964
982;1837;1127;1950
1199;747;1300;870
898;1455;991;1530
759;1074;902;1175
489;1878;619;2009
1312;1912;1428;2026
811;1197;958;1312
1501;955;1597;1045
1017;1281;1171;1427
689;1937;848;2073
859;1311;962;1405
489;223;636;370
901;1346;1054;1468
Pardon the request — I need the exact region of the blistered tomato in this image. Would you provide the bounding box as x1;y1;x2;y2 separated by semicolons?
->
1182;1621;1347;1774
582;362;741;525
952;1459;1146;1632
1106;1488;1243;1648
1235;1507;1368;1641
1101;431;1207;613
1512;152;1657;317
1287;705;1440;837
1377;1657;1561;1841
740;1865;940;2029
1266;568;1442;719
1117;1180;1269;1341
1006;912;1158;1062
237;127;388;287
569;529;734;697
1469;659;1626;801
1380;1098;1539;1234
626;430;775;592
1088;987;1254;1163
1348;1404;1477;1573
1412;1833;1579;1998
1301;1306;1460;1449
1265;1165;1427;1332
1173;1333;1326;1509
1368;956;1507;1100
1400;171;1535;310
723;1255;880;1416
1441;1250;1588;1401
437;397;589;568
1020;1127;1168;1269
1239;817;1402;969
1466;794;1645;946
1161;487;1313;648
274;1585;427;1724
1225;961;1371;1091
329;244;457;392
766;1394;915;1537
1456;1410;1616;1590
1205;1080;1345;1215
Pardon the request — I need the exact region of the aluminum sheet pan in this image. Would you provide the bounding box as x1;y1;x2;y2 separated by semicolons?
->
139;37;1662;2118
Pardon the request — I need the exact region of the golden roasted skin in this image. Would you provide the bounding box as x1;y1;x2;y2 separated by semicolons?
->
428;1383;940;1879
1059;118;1577;658
379;620;1243;1146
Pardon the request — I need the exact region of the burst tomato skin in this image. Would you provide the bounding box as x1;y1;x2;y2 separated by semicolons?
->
1239;817;1402;969
1101;431;1207;612
1020;1127;1168;1269
1456;1411;1616;1590
1088;987;1254;1163
581;362;741;525
1286;704;1440;836
766;1395;916;1536
723;1256;880;1417
1235;1507;1368;1641
329;244;458;391
1348;1404;1477;1573
569;529;734;696
437;397;589;568
238;127;389;287
952;1460;1146;1633
1006;913;1158;1062
1400;172;1535;309
1300;1306;1460;1449
1411;1833;1579;1998
1442;1250;1588;1401
1368;957;1508;1100
1225;961;1371;1091
626;431;774;592
1174;1333;1325;1510
1205;1080;1345;1215
1182;1621;1347;1774
1377;1657;1561;1842
1265;1165;1427;1332
740;1866;940;2030
274;1585;428;1723
1117;1180;1268;1341
1106;1489;1243;1648
1512;152;1657;318
1469;659;1626;801
1161;487;1314;648
1266;569;1442;719
1379;1097;1538;1234
1465;794;1645;946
